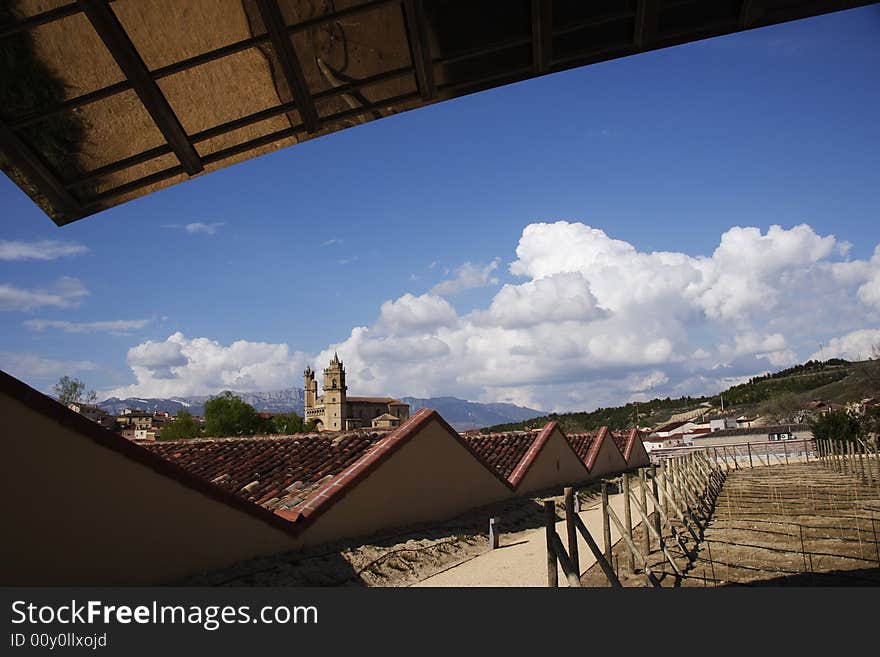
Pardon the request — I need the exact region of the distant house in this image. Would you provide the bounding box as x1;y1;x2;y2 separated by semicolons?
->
710;417;738;432
371;413;402;429
643;435;685;452
804;400;844;417
736;415;757;428
134;428;159;442
650;420;698;438
115;412;152;430
67;402;111;424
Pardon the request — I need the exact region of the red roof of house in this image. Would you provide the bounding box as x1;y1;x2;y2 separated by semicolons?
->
611;428;643;461
142;431;387;512
464;432;540;481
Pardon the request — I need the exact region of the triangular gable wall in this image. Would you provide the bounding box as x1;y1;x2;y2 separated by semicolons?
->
291;409;513;547
514;423;590;495
625;429;651;468
585;427;628;479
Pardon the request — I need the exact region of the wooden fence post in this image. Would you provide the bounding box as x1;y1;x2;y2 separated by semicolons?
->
564;487;579;576
601;482;612;563
622;472;634;573
639;469;650;556
747;442;753;469
650;465;663;542
545;500;558;587
661;462;670;519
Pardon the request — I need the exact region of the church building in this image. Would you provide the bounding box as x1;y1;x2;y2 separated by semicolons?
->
303;354;410;432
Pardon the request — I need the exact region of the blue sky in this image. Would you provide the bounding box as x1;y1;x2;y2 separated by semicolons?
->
2;5;879;412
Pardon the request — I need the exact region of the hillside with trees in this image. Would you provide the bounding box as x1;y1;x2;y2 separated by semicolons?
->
486;357;878;434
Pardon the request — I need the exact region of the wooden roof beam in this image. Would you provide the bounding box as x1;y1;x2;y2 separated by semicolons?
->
77;0;203;175
0;121;83;224
634;0;660;51
403;0;435;101
531;0;553;75
255;0;321;133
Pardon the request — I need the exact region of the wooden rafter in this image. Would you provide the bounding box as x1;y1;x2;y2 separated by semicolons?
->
531;0;553;74
403;0;435;100
77;0;203;175
0;120;82;223
634;0;660;51
255;0;321;134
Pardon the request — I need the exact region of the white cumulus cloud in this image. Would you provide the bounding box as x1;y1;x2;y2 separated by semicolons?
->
431;259;500;296
107;332;309;398
809;329;880;361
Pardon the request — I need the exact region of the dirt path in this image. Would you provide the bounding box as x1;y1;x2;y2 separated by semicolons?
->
413;486;655;587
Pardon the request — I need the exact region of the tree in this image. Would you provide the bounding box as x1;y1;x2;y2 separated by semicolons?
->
271;412;316;434
808;409;861;443
203;391;268;437
161;410;201;440
859;342;880;394
758;391;803;423
53;375;96;406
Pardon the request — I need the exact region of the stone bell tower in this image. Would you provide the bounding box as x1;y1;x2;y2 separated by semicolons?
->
303;366;317;411
322;352;347;431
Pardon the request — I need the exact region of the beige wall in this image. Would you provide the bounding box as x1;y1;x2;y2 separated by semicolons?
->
516;428;590;495
302;418;512;546
587;438;627;479
0;393;302;585
627;438;651;469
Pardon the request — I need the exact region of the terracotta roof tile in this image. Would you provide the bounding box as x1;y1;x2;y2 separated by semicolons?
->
142;430;388;513
566;431;598;463
566;426;612;470
464;431;540;482
611;430;629;457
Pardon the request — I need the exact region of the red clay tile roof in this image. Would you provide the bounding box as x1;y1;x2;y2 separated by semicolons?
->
346;397;400;404
566;426;615;470
610;428;645;462
464;431;540;482
611;431;629;458
142;431;387;513
566;431;599;463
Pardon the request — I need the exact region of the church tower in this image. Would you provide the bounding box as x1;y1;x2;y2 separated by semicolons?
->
322;352;347;431
303;366;317;410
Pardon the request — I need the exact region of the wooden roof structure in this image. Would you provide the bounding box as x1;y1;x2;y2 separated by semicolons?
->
1;0;872;225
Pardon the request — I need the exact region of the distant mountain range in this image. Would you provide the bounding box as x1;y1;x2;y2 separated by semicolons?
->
96;389;546;431
399;397;546;431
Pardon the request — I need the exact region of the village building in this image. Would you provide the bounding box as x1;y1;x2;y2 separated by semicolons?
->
303;353;409;431
67;402;110;424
